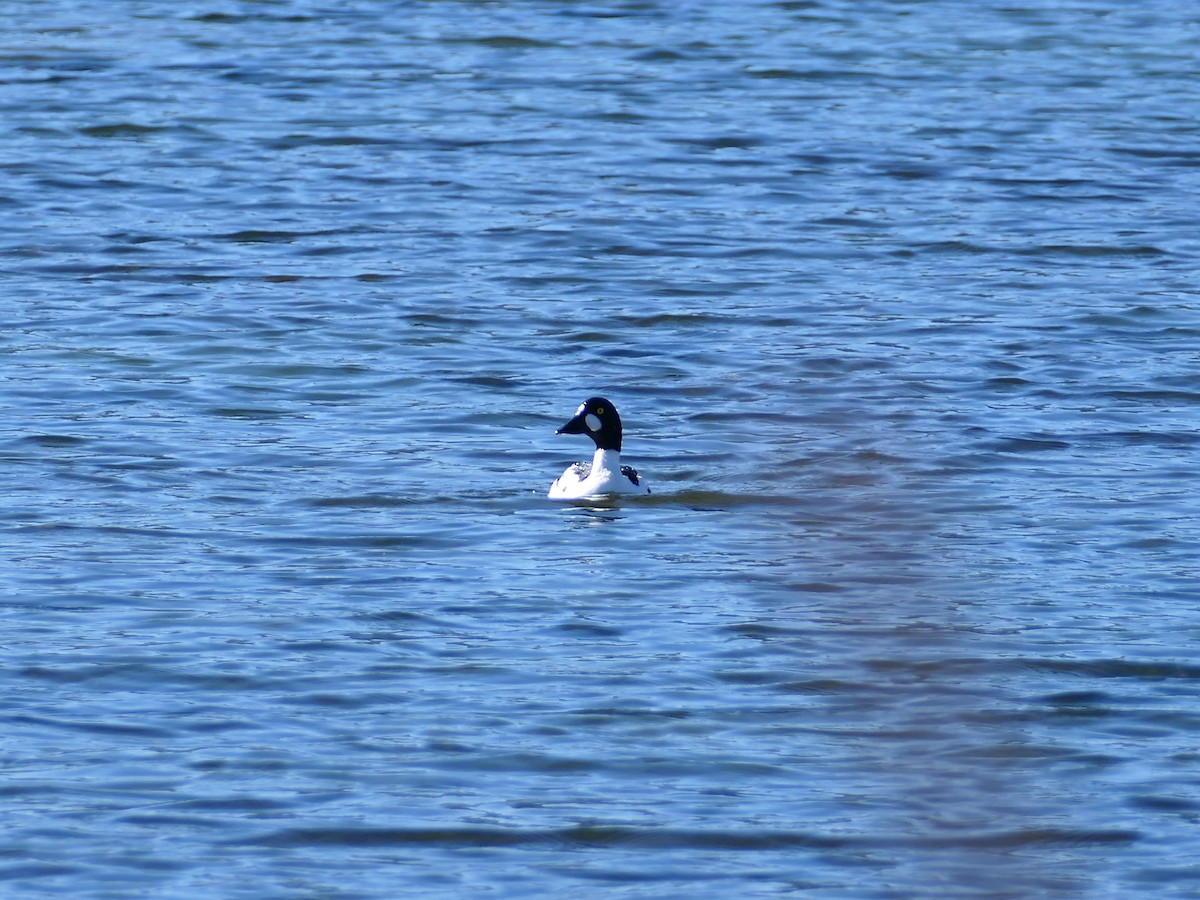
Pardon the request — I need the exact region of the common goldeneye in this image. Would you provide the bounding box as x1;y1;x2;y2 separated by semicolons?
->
548;397;651;500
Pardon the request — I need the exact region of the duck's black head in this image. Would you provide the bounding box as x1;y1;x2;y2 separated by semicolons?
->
556;396;623;451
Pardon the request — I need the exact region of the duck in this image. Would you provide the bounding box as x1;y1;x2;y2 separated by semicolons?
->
548;397;651;500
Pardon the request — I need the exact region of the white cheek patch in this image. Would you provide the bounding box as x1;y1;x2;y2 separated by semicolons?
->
585;413;601;432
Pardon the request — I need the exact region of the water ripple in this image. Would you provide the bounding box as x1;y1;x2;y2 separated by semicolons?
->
3;0;1200;896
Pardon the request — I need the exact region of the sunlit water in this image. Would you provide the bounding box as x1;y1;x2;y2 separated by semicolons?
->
3;1;1199;896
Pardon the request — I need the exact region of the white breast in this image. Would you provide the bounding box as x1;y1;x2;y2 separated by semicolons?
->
548;448;650;500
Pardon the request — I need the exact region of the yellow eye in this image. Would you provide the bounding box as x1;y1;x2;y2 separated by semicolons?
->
596;406;605;415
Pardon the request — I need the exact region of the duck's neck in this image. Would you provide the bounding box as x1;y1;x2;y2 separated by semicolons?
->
592;447;622;473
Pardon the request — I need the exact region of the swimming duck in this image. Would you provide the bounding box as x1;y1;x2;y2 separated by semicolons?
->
548;397;651;500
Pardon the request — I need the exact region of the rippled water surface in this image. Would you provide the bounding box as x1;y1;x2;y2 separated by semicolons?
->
4;1;1200;896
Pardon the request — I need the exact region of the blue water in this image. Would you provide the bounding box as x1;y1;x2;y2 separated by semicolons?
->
4;1;1200;896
